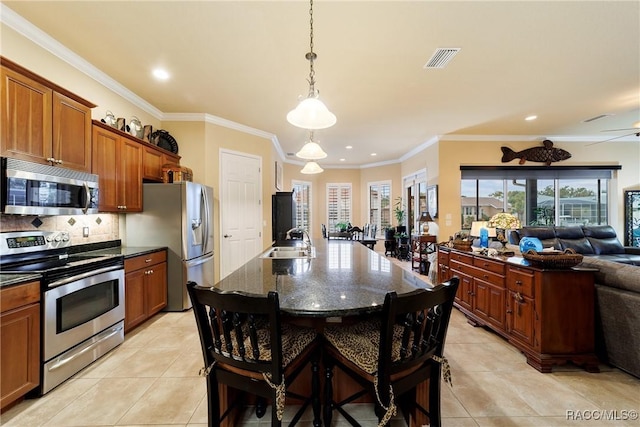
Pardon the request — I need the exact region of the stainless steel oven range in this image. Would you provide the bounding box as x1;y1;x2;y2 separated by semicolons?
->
0;231;125;395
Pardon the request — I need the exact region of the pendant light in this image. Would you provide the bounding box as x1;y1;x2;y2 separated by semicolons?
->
287;0;336;130
300;161;324;174
296;131;327;160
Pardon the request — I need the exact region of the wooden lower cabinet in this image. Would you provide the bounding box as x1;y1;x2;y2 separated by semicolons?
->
124;250;168;333
438;246;599;373
0;281;40;411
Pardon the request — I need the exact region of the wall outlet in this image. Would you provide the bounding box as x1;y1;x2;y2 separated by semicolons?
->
83;227;89;237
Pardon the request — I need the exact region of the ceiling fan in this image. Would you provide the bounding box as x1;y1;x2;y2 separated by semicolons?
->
587;121;640;146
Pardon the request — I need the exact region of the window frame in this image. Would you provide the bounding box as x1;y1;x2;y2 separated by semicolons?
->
326;183;352;233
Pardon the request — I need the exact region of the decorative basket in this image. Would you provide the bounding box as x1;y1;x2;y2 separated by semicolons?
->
453;240;473;251
522;248;583;269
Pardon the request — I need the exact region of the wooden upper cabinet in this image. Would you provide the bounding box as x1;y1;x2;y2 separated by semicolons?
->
52;92;92;172
92;124;142;212
92;126;120;211
119;138;143;212
142;145;179;182
0;57;95;172
1;66;53;163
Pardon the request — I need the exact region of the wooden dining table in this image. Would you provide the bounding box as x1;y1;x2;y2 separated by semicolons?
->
213;238;437;426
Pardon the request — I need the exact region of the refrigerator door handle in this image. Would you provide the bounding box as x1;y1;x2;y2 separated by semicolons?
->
201;187;211;255
185;253;214;268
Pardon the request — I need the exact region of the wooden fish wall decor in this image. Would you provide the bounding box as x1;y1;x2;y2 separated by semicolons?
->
501;139;571;166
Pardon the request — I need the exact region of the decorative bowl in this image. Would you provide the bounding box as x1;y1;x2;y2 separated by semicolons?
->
519;236;543;253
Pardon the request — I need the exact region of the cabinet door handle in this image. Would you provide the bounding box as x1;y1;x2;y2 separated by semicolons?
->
223;234;232;238
145;259;153;263
515;280;523;285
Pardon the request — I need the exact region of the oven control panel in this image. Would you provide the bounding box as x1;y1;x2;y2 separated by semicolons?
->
1;231;70;254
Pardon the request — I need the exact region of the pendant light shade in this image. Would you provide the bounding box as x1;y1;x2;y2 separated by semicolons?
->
296;131;328;160
287;97;336;130
287;0;336;131
300;161;324;174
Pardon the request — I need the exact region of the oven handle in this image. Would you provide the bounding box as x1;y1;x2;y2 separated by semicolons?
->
48;265;124;289
47;324;124;371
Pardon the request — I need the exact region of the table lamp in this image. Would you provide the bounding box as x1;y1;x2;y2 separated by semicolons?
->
419;212;434;235
470;221;496;247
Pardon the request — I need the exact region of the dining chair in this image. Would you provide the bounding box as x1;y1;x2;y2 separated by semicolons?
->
322;277;460;427
350;226;364;241
186;281;322;427
370;224;378;239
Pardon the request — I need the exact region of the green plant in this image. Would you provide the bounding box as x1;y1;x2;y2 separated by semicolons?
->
393;197;406;225
336;221;349;232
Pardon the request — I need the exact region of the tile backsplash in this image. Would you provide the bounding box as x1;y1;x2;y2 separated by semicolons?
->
0;213;119;245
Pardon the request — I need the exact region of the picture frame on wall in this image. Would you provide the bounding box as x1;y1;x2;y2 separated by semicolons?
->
427;185;438;218
275;161;283;191
624;190;640;247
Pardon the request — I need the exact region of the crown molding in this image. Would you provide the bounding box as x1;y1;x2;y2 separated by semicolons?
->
1;4;164;119
439;134;633;143
161;113;285;161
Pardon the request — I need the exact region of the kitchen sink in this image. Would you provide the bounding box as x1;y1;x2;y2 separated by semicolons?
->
260;246;316;259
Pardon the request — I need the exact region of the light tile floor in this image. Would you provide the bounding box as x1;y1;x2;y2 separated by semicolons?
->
2;250;639;426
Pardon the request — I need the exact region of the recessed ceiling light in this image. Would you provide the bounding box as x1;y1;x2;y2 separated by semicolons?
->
339;158;345;162
152;68;170;80
345;145;352;149
525;115;537;121
371;153;377;156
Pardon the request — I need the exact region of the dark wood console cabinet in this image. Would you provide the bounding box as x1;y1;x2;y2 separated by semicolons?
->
438;246;599;373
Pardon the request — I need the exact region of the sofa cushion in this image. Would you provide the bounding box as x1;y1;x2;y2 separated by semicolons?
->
555;226;594;254
581;225;625;255
582;225;617;239
588;238;626;255
578;257;640;293
594;285;640;378
587;254;637;265
519;227;560;249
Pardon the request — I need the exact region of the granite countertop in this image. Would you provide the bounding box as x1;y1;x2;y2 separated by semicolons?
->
0;242;167;289
75;245;167;258
214;239;432;318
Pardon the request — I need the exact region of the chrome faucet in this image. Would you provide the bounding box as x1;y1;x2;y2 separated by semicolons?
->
285;227;313;250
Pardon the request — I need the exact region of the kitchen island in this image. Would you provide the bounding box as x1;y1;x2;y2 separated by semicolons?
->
215;238;433;317
211;238;436;426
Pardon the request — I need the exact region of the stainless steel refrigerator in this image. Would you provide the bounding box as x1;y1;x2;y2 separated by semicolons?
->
126;182;214;311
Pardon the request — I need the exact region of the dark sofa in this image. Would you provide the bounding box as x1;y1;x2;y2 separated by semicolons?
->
509;225;640;265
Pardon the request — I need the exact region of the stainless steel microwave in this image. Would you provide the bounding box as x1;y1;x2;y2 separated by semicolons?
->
1;157;99;216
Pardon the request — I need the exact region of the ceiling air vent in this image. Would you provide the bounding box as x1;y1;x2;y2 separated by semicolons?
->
424;48;460;69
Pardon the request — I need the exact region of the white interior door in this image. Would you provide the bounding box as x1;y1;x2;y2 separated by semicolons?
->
220;151;262;279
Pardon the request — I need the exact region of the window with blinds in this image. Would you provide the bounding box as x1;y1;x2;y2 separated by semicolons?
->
368;181;391;238
327;183;352;233
292;181;312;232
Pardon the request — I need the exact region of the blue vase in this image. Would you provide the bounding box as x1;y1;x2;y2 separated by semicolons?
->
479;228;489;248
